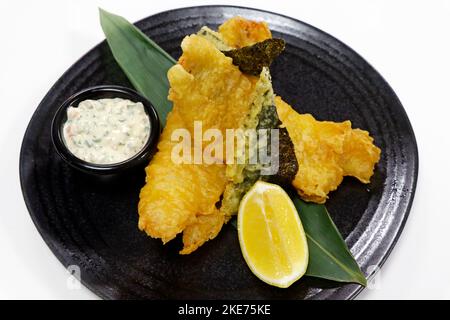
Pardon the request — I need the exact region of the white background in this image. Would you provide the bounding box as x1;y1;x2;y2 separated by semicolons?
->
0;0;449;300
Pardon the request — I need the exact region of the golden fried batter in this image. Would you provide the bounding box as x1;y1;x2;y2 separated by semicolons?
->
139;17;381;255
275;96;381;203
218;17;381;204
181;214;225;254
219;16;272;48
139;35;259;254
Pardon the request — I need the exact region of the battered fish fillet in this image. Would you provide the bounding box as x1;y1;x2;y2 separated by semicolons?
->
139;16;381;254
138;35;260;254
275;96;381;203
212;18;381;204
219;16;272;48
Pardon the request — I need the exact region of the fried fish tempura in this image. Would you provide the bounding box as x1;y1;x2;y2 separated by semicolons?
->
275;96;381;203
139;35;259;254
219;16;272;48
139;16;381;254
138;110;227;246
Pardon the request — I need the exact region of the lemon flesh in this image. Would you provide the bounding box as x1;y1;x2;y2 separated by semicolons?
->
238;181;309;288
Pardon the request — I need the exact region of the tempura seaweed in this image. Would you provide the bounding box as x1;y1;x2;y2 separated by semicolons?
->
223;38;286;76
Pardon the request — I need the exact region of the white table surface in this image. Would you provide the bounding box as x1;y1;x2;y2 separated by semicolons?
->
1;0;449;300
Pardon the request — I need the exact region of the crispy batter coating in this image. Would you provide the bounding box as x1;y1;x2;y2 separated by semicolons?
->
139;17;382;254
219;16;272;48
138;35;258;254
138;110;227;243
181;214;225;254
275;96;381;203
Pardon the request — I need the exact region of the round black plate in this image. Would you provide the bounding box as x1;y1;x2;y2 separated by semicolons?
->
20;6;418;299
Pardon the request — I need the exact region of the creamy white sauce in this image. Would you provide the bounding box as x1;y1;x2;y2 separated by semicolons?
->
63;98;150;164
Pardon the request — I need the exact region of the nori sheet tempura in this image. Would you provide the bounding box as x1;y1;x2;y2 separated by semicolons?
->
223;39;286;76
256;105;298;187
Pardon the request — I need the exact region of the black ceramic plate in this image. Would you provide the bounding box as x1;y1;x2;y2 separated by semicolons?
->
20;6;418;299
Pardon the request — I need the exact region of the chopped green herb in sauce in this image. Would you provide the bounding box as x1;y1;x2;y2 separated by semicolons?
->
63;98;150;164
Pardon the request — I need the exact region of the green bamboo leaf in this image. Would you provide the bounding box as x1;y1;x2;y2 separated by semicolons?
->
293;197;367;286
99;8;176;125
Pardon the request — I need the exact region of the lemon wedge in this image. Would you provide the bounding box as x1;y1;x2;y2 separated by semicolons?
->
238;181;309;288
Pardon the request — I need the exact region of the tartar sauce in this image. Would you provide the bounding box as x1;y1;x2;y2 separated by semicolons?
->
63;98;150;164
